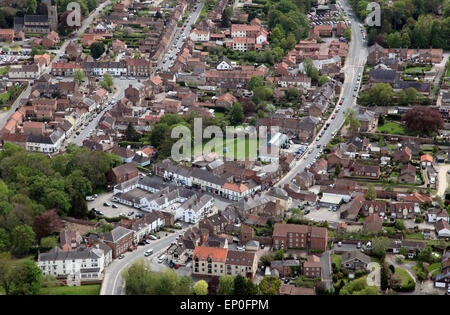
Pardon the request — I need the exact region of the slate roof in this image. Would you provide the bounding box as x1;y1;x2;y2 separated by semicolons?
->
39;247;103;262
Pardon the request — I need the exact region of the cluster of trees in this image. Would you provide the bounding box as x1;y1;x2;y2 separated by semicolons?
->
149;113;225;159
100;73;114;91
339;277;379;295
123;259;195;295
380;262;415;292
0;143;121;257
90;42;105;59
123;259;285;295
55;0;99;16
267;0;310;52
402;106;444;135
349;0;450;49
0;253;43;295
358;83;426;107
207;46;284;66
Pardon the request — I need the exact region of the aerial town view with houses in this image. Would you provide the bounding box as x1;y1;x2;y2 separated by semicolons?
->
0;0;449;298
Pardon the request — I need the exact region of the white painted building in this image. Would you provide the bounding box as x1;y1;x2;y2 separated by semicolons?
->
37;247;105;281
25;128;65;153
190;29;210;42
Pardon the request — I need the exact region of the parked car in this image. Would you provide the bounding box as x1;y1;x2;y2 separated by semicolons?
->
112;204;118;208
103;202;110;207
144;249;153;257
338;241;342;247
118;254;125;259
149;235;157;240
127;211;134;216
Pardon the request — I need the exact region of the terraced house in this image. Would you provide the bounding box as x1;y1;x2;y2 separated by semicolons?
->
192;246;258;278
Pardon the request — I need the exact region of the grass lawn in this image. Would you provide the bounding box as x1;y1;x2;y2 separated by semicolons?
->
194;137;260;160
404;66;430;74
0;66;9;76
376;122;407;135
0;92;9;102
426;262;441;272
394;267;415;288
332;254;341;267
405;232;423;240
39;284;100;295
214;112;225;118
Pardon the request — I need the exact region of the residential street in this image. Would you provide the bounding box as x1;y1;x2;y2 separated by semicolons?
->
276;1;368;188
100;226;191;295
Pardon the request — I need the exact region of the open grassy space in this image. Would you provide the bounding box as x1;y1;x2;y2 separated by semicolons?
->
194;137;260;160
405;232;423;240
0;92;9;102
39;284;100;295
376;122;408;135
394;267;415;289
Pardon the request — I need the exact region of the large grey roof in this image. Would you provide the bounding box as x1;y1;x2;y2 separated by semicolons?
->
39;247;103;262
104;226;133;243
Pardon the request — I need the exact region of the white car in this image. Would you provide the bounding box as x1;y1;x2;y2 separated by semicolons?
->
236;246;245;252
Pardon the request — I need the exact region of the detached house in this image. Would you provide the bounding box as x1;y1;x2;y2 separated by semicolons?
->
340;251;371;271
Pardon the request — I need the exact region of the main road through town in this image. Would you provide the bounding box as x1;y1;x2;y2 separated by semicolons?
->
100;0;207;295
276;0;368;188
0;0;114;131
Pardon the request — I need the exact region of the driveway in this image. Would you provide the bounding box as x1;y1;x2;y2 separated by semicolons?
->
320;251;333;290
366;262;380;287
434;163;450;198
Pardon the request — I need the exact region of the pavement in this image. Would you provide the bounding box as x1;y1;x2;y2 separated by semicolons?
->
320;251;333;290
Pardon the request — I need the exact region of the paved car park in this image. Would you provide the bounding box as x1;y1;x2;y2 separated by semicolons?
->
304;206;340;223
87;192;144;219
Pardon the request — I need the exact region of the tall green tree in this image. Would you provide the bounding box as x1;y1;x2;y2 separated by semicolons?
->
229;102;244;126
193;280;208;295
233;274;247;295
74;69;85;84
259;276;281;295
10;225;35;257
366;184;377;201
90;42;105;59
218;276;235;295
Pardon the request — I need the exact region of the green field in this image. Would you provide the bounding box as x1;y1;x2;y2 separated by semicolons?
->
194;137;260;160
376;122;407;135
39;284;100;295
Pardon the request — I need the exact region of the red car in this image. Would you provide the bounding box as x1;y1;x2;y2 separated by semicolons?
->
339;101;343;105
331;115;336;119
296;154;301;159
